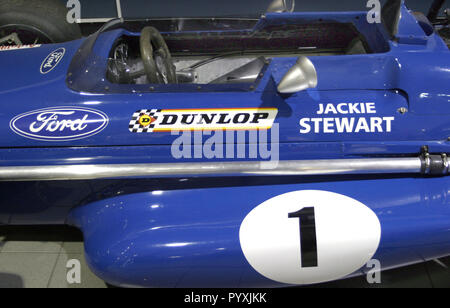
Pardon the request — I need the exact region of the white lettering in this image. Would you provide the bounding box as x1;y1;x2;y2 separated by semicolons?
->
335;117;355;133
299;118;311;134
299;117;394;134
300;102;395;134
323;118;335;133
354;117;370;133
29;111;90;133
384;117;395;132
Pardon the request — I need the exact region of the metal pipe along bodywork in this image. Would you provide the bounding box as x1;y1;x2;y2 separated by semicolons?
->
0;157;426;181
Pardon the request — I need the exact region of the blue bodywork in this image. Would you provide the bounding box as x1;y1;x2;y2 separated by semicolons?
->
0;3;449;287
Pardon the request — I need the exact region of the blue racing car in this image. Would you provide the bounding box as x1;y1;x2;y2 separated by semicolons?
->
0;0;449;287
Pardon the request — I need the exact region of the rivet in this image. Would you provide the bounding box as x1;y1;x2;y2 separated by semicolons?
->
398;107;408;114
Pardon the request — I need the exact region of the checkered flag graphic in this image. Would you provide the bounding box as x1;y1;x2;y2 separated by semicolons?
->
129;109;161;133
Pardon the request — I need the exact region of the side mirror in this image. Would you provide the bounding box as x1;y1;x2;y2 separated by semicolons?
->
277;56;318;94
267;0;295;13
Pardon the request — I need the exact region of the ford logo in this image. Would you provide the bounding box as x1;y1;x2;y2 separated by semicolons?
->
10;107;109;142
40;48;65;74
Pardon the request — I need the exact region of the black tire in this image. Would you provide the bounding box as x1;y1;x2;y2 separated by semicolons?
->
0;0;81;44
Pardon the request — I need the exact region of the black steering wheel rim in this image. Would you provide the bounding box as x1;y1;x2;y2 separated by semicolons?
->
139;26;177;84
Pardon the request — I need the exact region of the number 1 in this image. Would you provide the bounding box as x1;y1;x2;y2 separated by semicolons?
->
288;207;318;268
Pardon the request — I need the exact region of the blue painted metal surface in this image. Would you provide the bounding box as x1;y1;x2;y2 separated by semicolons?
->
67;176;450;287
0;3;449;287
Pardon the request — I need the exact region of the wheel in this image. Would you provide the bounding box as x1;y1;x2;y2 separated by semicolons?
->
140;26;177;84
0;0;81;45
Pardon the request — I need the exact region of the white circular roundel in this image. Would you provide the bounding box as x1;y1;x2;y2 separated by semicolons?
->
239;190;381;285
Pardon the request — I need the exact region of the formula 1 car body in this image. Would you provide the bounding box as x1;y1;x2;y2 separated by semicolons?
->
0;0;449;287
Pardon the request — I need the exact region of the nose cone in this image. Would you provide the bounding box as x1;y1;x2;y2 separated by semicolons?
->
277;56;318;94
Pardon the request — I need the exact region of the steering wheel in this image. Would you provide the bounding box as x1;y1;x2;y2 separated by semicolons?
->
140;26;177;84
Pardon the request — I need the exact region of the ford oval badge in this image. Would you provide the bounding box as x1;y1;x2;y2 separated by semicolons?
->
10;107;109;142
40;48;65;74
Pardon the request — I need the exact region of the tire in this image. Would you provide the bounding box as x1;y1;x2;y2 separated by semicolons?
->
0;0;81;44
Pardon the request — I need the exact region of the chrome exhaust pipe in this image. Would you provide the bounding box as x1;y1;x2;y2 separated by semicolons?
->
0;154;448;181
